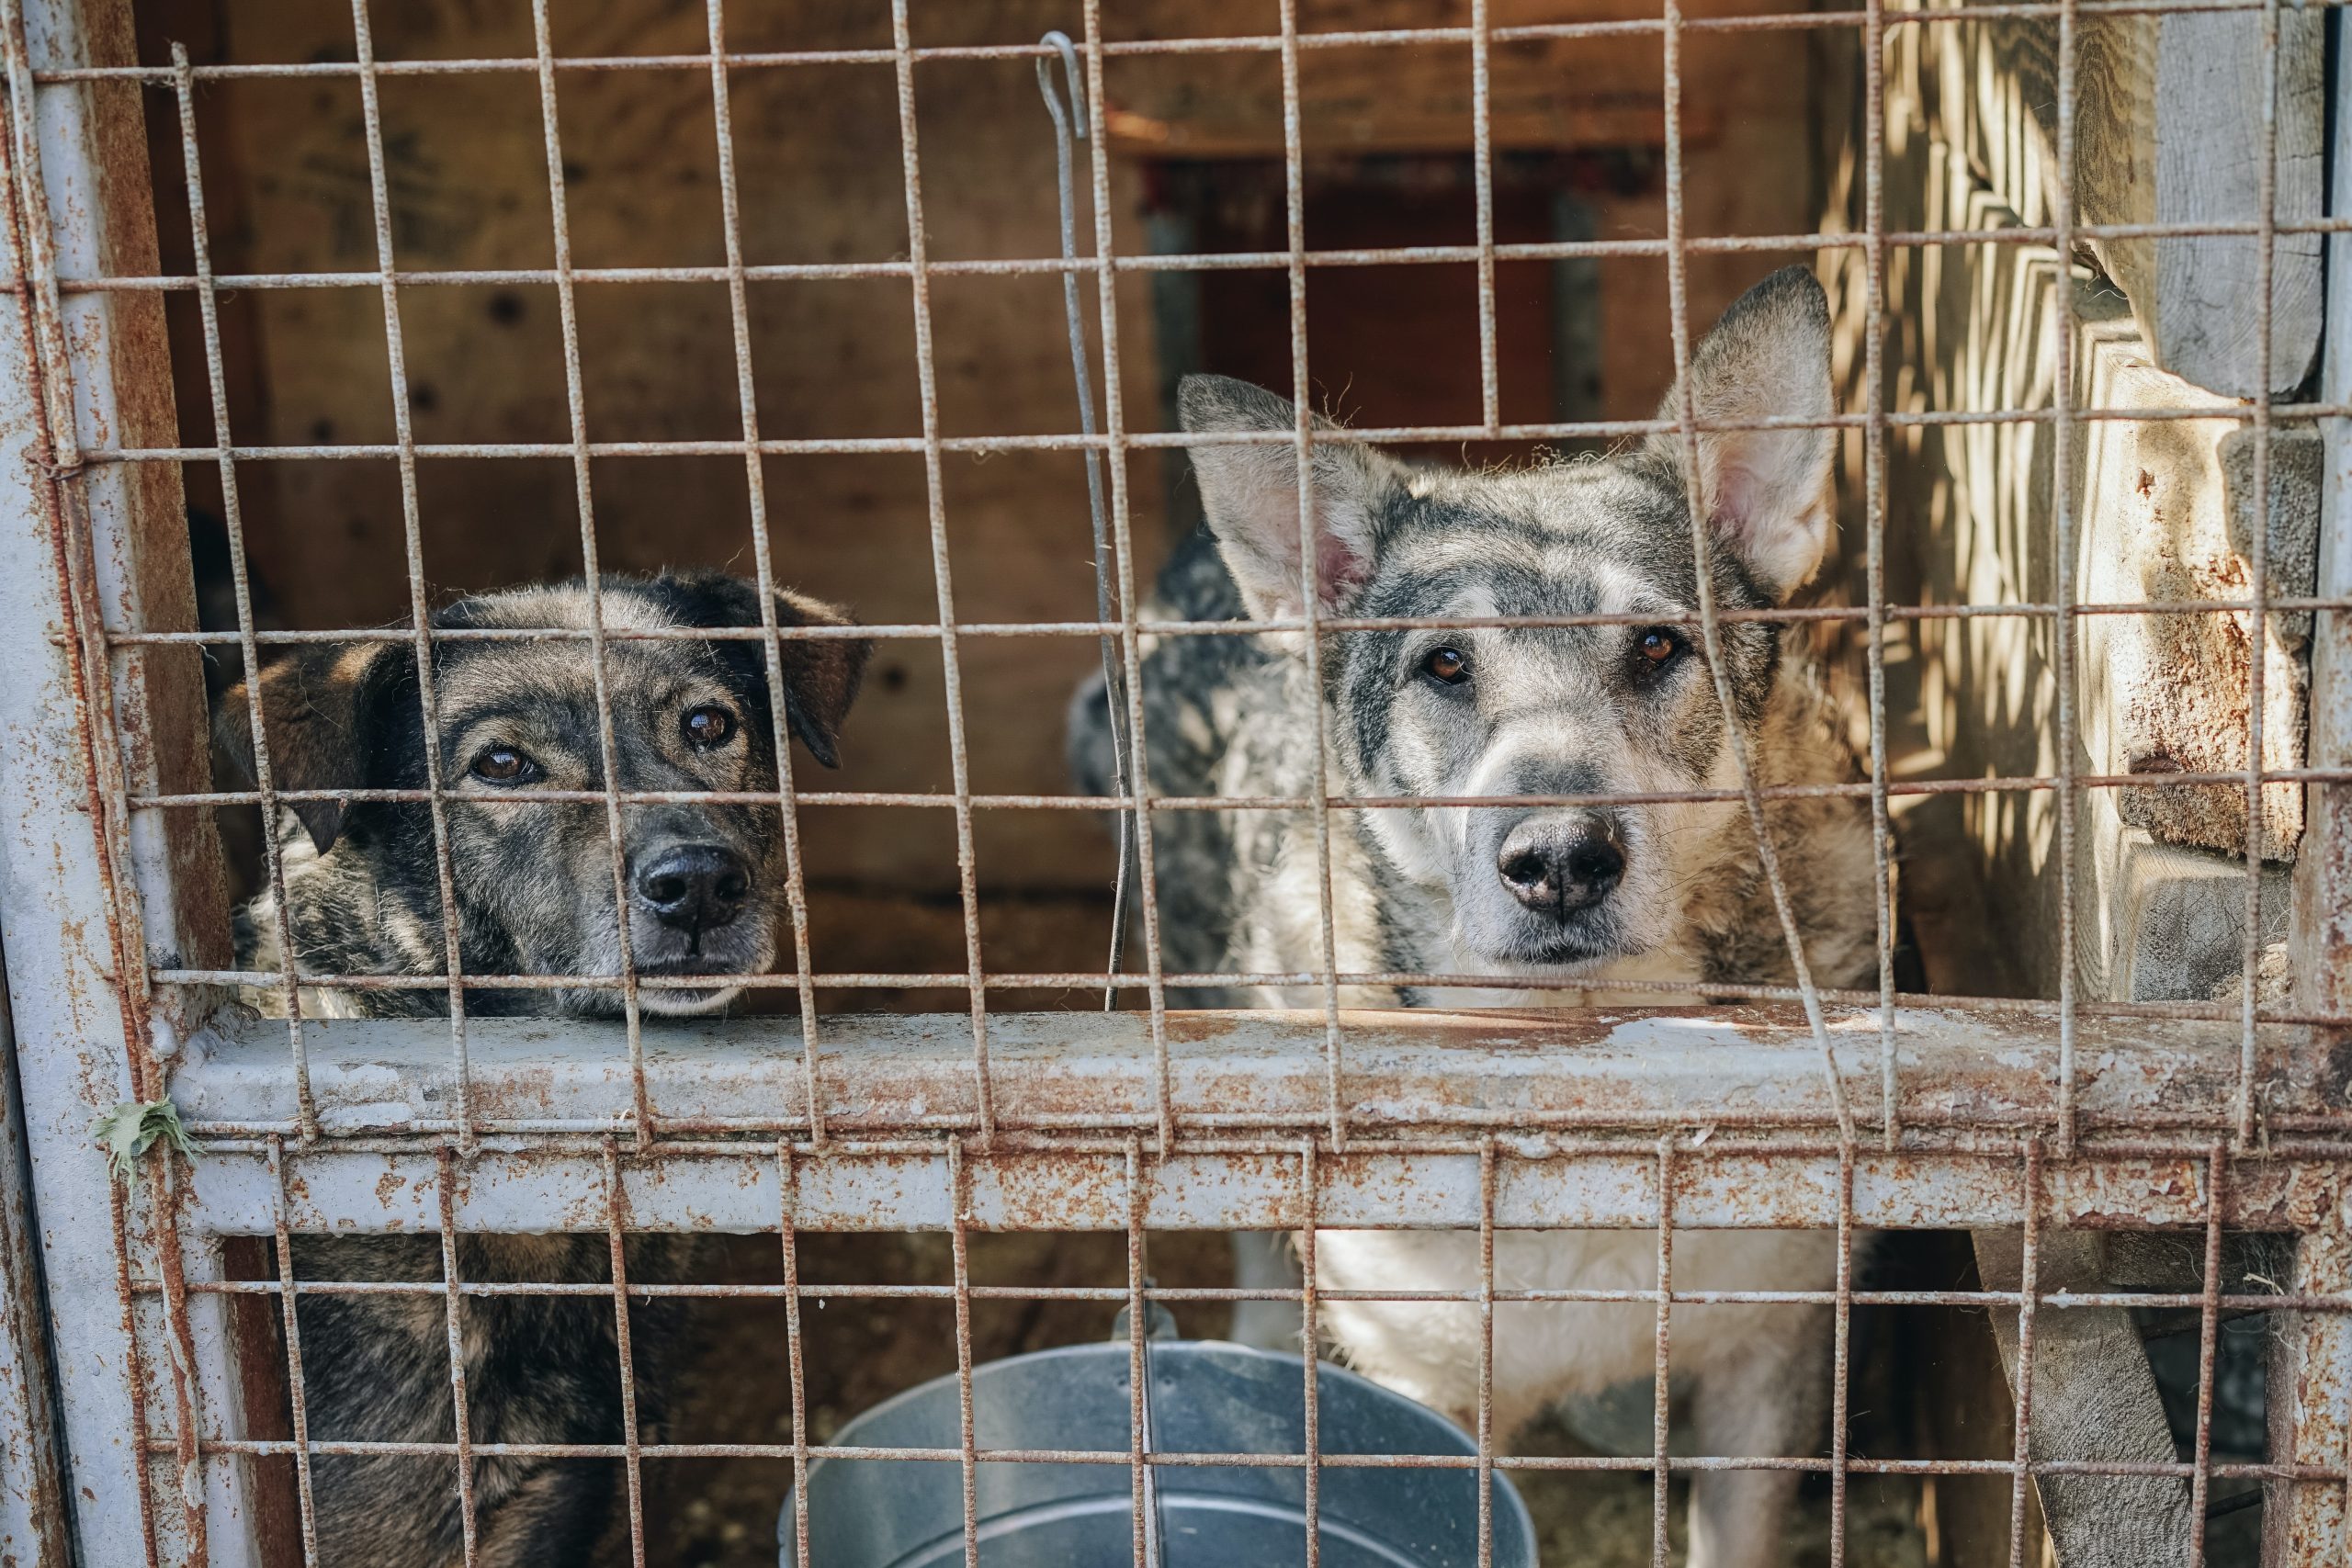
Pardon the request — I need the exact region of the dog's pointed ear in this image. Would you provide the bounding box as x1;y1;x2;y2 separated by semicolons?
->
766;588;870;769
1180;373;1408;620
214;641;405;855
663;574;872;769
1649;266;1837;602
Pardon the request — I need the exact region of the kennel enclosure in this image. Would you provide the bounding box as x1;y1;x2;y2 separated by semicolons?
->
0;0;2346;1565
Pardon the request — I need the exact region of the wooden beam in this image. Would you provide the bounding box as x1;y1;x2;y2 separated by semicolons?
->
1102;0;1750;157
1914;5;2325;399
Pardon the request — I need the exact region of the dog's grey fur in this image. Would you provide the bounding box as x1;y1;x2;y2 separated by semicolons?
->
1070;268;1874;1568
219;572;869;1568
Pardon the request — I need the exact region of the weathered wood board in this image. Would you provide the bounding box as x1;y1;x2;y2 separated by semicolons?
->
1905;3;2325;400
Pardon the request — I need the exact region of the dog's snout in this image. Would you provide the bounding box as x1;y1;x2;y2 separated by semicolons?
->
1497;816;1624;916
635;844;752;935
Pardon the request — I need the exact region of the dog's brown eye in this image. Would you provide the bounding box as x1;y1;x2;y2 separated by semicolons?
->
470;746;535;784
1638;629;1681;666
683;705;737;749
1421;647;1470;685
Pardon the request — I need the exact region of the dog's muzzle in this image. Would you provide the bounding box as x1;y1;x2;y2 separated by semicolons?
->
1495;809;1624;919
634;842;752;950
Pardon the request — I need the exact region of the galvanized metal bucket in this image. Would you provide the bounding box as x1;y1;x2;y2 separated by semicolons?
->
777;1339;1537;1567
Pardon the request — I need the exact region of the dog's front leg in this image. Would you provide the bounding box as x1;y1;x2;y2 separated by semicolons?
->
1686;1303;1829;1568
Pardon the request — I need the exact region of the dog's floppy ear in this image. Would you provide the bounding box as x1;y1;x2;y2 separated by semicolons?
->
1648;265;1837;602
214;641;406;855
1180;373;1408;620
665;574;873;769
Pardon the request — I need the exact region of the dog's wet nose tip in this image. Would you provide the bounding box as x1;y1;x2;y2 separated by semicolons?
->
1498;818;1623;915
635;843;752;934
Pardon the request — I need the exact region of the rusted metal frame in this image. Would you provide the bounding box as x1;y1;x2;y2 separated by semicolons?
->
2232;0;2284;1151
166;44;312;1141
104;1179;162;1568
2050;0;2085;1160
1476;1137;1496;1568
600;1139;647;1568
159;1004;2352;1152
1469;0;1496;434
433;1147;481;1565
0;979;71;1568
696;0;830;1145
85;592;2352;649
138;1272;2350;1308
1860;0;1896;1149
885;0;994;1145
16;0;2352;85
1076;0;1175;1151
2261;1172;2351;1562
1650;1137;1673;1567
110;1433;2352;1482
2006;1139;2044;1568
65;396;2352;469
345;0;474;1141
131;1275;2352;1315
1297;1138;1323;1568
1657;0;1853;1141
2185;1145;2226;1561
0;0;72;466
2272;15;2352;1553
1272;0;1351;1150
1829;1139;1854;1567
527;0;649;1145
776;1141;812;1567
130;757;2352;818
946;1135;979;1568
156;1120;2352;1168
148;1154;221;1563
1124;1137;1153;1568
25;211;2352;297
263;1140;318;1566
0;6;251;1560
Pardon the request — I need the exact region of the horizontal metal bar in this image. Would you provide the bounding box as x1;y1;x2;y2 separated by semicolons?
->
129;1278;2350;1314
11;213;2352;298
121;765;2336;816
90;596;2352;650
43;399;2352;467
112;1438;2347;1483
147;969;2352;1031
18;0;2351;85
160;1009;2345;1231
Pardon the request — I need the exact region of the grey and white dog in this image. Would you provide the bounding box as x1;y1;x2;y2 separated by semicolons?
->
1070;267;1875;1568
217;572;869;1568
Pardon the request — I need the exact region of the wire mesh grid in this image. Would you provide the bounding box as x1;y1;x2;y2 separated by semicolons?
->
0;0;2345;1564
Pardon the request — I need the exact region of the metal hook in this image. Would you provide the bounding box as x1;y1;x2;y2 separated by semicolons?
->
1035;30;1087;141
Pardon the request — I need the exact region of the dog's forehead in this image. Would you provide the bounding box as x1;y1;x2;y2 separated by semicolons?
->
1379;462;1690;615
433;584;721;712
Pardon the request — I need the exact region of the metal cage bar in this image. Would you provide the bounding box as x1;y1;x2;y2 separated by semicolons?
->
0;0;2336;1563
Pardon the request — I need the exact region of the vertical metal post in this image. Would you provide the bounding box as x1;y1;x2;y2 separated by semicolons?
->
0;1;251;1562
2275;6;2352;1554
0;975;70;1568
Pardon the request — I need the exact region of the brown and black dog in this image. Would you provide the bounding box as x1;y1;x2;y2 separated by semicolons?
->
216;571;870;1567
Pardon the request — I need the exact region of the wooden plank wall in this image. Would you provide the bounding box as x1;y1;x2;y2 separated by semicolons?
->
141;0;1819;1002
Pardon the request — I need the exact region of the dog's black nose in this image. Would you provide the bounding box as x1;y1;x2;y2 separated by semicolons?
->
635;844;752;935
1498;818;1624;916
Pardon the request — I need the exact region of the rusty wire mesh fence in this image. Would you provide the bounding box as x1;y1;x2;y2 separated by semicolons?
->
0;0;2346;1564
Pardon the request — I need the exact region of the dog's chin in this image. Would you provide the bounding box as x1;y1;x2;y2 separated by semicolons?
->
1456;903;1641;971
637;984;746;1018
617;924;775;1018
